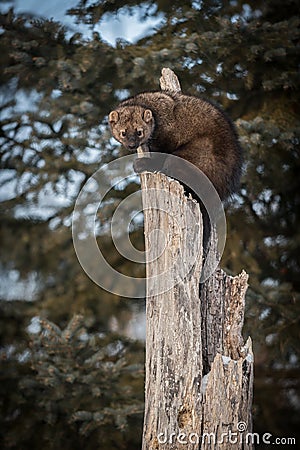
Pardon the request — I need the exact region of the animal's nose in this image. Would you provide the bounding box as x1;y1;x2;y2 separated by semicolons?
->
128;139;136;150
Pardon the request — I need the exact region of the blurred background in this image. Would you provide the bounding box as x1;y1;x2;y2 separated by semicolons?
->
0;1;299;448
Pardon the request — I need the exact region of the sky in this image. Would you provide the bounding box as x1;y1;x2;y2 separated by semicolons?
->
0;0;164;217
0;0;162;308
1;0;163;45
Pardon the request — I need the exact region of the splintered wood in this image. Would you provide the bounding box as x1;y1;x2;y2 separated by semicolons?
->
140;68;253;450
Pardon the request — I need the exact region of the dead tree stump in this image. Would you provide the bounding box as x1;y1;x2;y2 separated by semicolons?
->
139;68;253;450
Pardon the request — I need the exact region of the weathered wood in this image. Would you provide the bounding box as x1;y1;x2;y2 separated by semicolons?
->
140;69;253;450
159;67;182;93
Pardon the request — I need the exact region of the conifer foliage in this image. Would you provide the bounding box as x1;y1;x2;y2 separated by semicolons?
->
2;315;144;449
0;0;299;448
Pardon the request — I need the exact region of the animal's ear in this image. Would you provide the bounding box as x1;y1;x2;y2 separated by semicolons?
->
109;110;119;124
143;109;153;123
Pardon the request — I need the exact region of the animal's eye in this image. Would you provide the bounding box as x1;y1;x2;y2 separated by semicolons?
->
120;130;126;138
137;129;143;137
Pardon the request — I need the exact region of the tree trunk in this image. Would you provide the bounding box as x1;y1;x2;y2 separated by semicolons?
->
140;68;253;450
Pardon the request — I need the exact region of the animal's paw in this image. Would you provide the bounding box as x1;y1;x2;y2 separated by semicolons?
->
133;157;156;174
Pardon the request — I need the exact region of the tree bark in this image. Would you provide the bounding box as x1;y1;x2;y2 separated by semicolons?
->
140;68;253;450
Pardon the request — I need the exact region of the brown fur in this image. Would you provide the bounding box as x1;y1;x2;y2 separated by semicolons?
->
109;91;242;200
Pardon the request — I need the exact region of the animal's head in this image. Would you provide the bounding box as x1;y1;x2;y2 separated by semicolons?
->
108;106;154;151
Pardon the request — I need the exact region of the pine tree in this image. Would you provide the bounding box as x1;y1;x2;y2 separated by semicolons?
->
0;1;299;447
1;315;144;449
